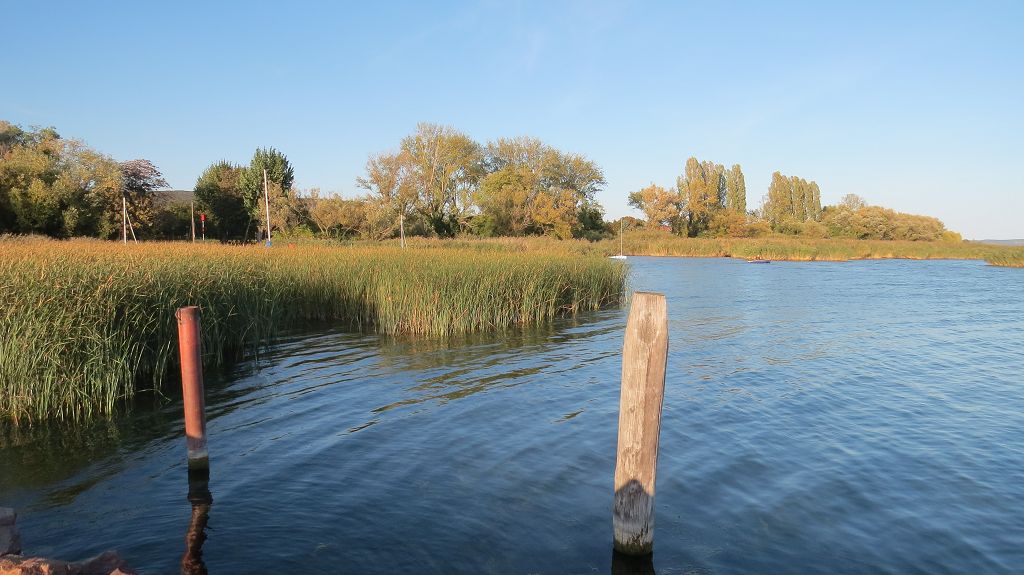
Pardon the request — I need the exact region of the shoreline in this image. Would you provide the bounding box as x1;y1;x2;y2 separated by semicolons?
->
619;253;1018;264
589;232;1024;266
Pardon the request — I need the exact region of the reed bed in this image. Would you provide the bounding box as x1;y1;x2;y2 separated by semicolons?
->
985;248;1024;268
0;239;625;423
594;230;1012;262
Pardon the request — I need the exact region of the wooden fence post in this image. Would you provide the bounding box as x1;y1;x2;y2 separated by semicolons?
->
613;292;668;555
176;306;208;471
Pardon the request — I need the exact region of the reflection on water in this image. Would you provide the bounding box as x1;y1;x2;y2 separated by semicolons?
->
182;469;212;575
611;551;656;575
2;258;1023;574
0;405;181;505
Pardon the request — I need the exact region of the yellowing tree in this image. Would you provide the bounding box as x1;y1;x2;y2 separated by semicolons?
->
677;157;725;236
356;150;418;239
476;165;538;235
480;136;606;238
627;184;680;228
532;187;577;239
308;189;367;239
400;123;482;236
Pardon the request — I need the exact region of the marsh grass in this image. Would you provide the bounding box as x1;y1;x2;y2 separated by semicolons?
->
0;239;625;423
984;248;1024;268
593;230;1014;262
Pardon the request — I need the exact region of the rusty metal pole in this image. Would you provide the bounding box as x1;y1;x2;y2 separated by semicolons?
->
176;306;208;471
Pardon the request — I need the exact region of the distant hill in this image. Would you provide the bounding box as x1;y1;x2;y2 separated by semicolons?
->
153;189;194;206
975;239;1024;246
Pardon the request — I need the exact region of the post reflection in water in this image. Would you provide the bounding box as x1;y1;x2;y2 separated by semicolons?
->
182;468;212;575
611;550;656;575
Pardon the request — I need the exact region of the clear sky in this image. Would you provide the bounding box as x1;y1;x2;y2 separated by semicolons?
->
3;1;1022;239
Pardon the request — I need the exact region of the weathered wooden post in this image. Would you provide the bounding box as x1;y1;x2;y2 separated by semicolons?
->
613;292;668;555
176;306;208;471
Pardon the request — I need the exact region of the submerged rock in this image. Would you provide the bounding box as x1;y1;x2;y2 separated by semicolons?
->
0;551;135;575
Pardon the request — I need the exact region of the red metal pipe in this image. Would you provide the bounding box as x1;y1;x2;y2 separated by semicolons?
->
176;306;208;470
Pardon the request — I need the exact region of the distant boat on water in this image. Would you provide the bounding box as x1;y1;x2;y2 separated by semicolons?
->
747;258;771;264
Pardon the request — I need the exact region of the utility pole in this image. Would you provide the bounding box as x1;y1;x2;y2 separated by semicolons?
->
122;196;128;244
263;168;272;247
190;201;196;243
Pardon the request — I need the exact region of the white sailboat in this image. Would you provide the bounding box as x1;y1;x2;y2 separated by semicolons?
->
610;219;627;260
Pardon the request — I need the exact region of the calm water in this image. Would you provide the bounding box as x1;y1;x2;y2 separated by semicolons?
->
2;257;1023;574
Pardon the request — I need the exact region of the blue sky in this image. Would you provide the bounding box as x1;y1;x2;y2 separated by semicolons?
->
3;1;1022;238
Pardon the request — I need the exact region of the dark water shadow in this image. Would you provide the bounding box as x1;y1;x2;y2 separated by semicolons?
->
0;406;181;501
182;469;212;575
611;550;656;575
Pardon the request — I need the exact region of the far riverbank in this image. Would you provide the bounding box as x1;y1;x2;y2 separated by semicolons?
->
584;231;1024;265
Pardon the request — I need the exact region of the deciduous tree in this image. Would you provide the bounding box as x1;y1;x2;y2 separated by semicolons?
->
0;127;121;237
356;150;417;238
476;165;538;235
764;171;821;230
677;157;725;236
725;164;746;213
400;123;482;236
627;184;680;228
115;159;168;237
194;161;248;241
238;147;295;237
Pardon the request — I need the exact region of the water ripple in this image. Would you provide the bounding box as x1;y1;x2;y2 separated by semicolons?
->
2;258;1022;574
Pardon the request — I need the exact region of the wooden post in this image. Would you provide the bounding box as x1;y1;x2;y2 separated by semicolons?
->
127;211;138;243
613;292;668;555
176;306;208;471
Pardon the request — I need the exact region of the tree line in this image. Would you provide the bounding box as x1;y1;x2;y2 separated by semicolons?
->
627;155;958;242
628;159;749;237
1;119;959;242
191;123;611;242
0;122;168;238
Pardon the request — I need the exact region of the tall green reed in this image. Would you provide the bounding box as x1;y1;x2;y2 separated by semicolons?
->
0;240;626;424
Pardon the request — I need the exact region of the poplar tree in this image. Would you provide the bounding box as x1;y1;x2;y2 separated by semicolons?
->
725;164;746;213
764;171;824;229
764;171;792;228
807;181;822;221
790;176;805;221
677;157;725;236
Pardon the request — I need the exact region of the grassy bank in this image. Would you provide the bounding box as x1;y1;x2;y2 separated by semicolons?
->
0;238;625;423
591;230;1015;262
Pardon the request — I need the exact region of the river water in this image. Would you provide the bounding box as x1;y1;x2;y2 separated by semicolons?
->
2;257;1022;574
